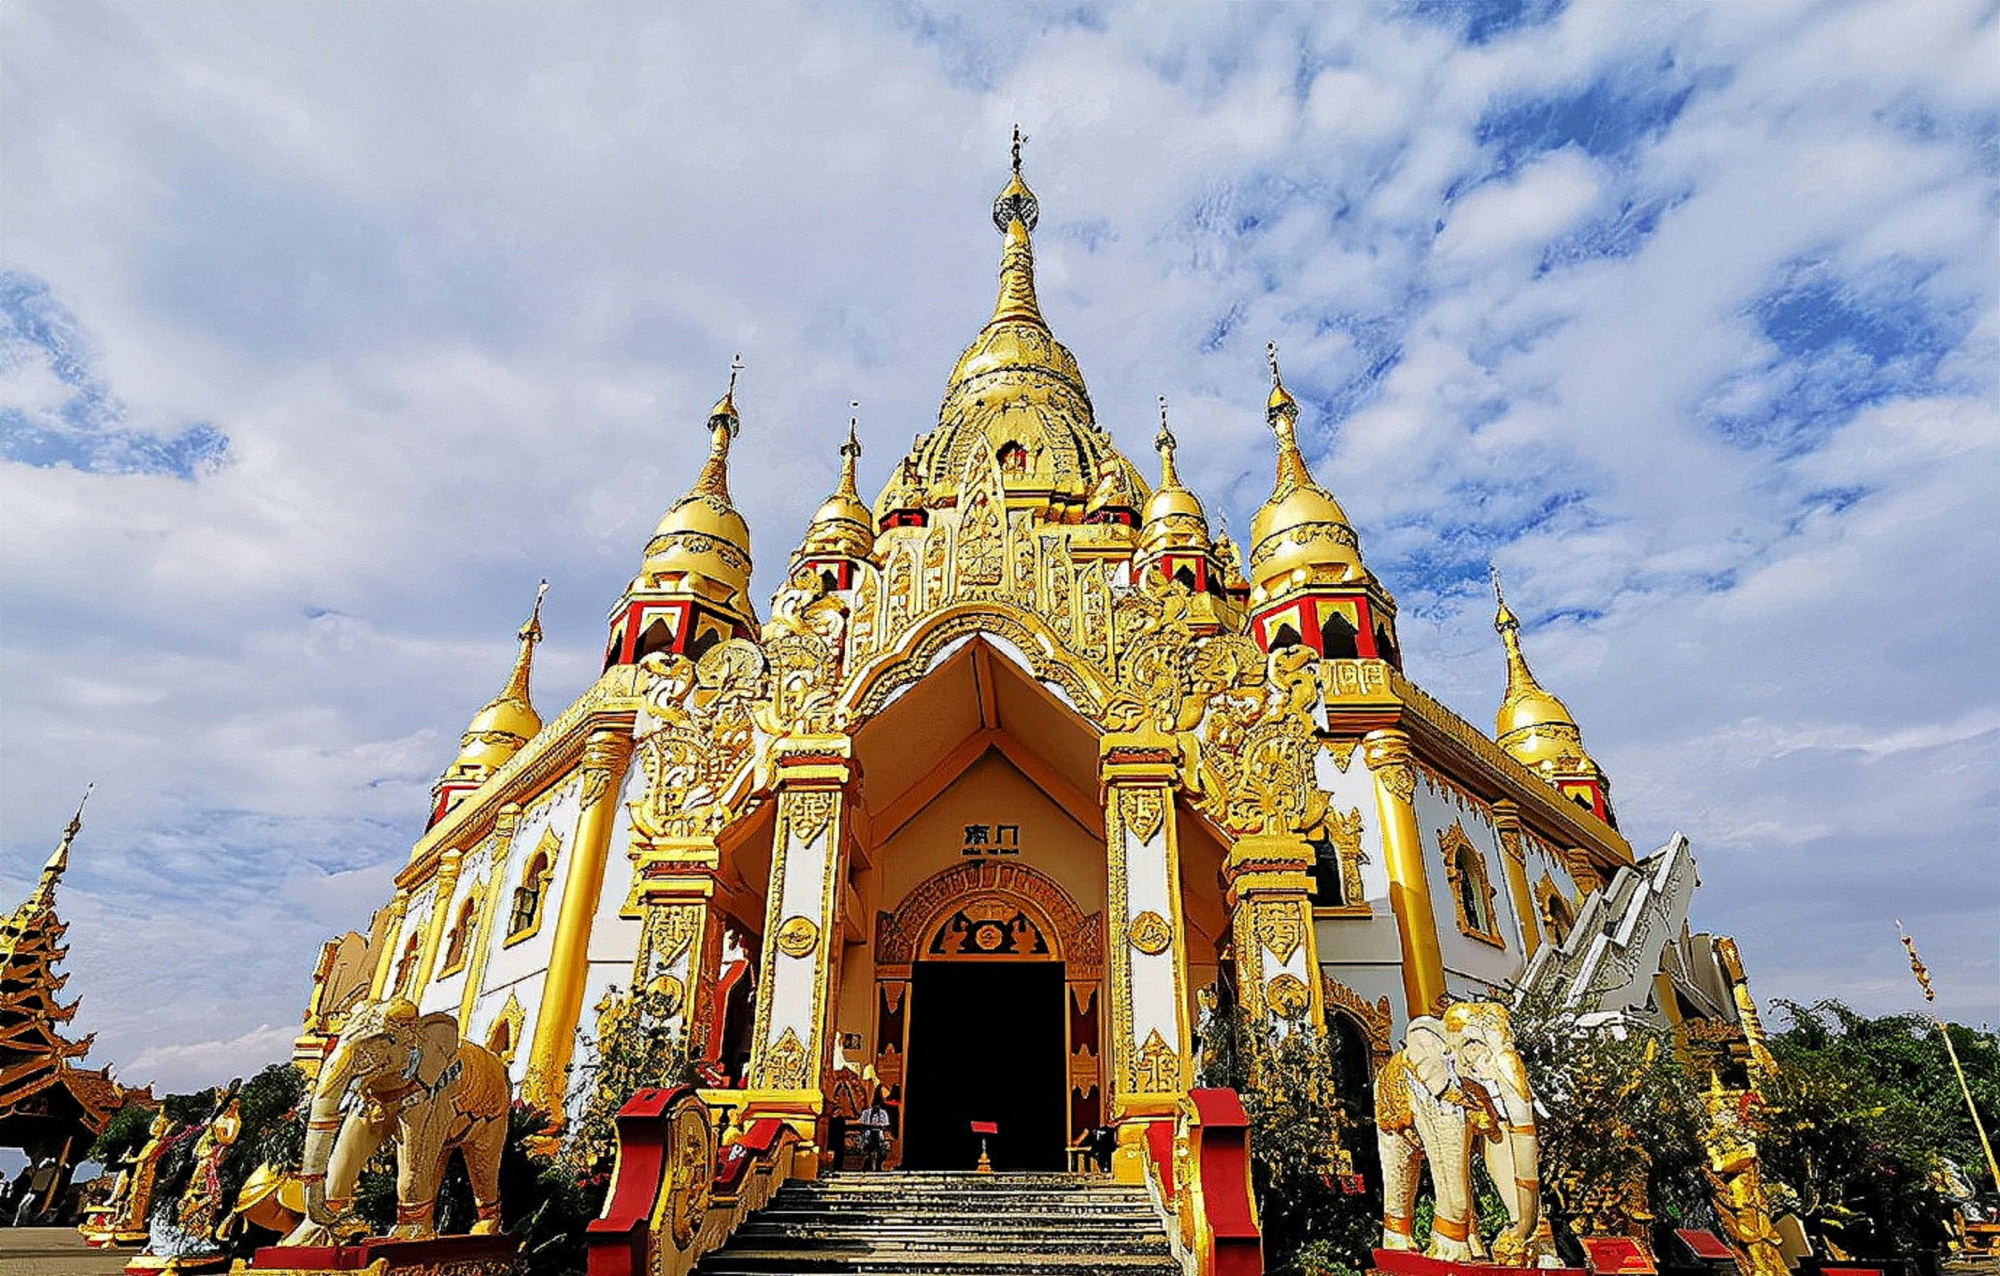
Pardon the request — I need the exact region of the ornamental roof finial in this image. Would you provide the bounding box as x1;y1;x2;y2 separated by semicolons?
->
1155;395;1183;490
692;356;744;502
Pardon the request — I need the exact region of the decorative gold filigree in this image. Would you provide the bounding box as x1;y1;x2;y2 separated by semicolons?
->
1128;910;1172;955
1320;975;1393;1072
1440;820;1504;947
1266;973;1310;1019
1253;904;1304;965
765;1027;810;1091
665;1097;714;1249
1119;787;1166;844
629;639;764;841
1362;732;1417;806
775;915;820;958
1132;1028;1180;1093
786;791;836;850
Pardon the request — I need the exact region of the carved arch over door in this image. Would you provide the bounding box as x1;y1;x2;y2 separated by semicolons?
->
875;859;1103;981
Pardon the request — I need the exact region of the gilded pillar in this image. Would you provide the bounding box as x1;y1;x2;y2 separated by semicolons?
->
1492;800;1540;959
744;736;858;1154
368;889;411;1000
627;834;730;1072
524;729;633;1111
1225;832;1325;1029
1361;729;1447;1018
1100;738;1193;1126
411;847;464;994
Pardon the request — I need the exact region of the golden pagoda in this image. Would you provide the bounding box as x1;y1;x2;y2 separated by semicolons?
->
0;791;133;1167
303;137;1691;1185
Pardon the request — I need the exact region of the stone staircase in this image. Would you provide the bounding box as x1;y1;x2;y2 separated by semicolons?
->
692;1171;1181;1274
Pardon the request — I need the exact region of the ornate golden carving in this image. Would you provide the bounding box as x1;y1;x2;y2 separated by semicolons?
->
1253;904;1304;965
876;860;1100;975
1132;1028;1180;1093
1119;786;1166;844
665;1096;714;1249
774;915;820;958
577;734;629;806
785;790;837;850
630;639;764;841
646;973;686;1019
1266;973;1310;1019
1128;910;1172;955
765;1027;810;1091
1363;732;1418;806
1440;820;1504;947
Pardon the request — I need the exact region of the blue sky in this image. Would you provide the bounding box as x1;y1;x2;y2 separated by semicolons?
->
1;0;1994;1091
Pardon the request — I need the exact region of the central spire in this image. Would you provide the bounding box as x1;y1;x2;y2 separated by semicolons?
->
904;128;1122;515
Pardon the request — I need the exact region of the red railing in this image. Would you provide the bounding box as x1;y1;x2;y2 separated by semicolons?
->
1141;1088;1263;1276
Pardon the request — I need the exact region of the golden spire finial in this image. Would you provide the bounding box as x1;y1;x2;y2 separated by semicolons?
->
1491;564;1520;634
1490;565;1541;703
837;403;863;500
1011;123;1025;176
500;580;547;705
1155;395;1183;489
691;357;743;502
43;784;91;881
1264;341;1314;499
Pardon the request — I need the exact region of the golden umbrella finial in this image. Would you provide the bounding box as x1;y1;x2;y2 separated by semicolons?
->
1266;340;1300;429
1898;920;2000;1190
1490;564;1520;633
1011;123;1026;175
843;402;862;461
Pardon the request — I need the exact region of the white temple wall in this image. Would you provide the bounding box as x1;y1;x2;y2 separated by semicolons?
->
1413;774;1524;994
471;774;582;1010
1312;739;1390;904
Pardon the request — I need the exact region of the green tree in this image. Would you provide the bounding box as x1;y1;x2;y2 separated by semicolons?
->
1505;991;1713;1248
1757;999;1997;1258
1199;1004;1377;1275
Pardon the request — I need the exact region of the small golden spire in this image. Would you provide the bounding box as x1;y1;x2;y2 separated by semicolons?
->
1490;565;1539;702
1265;342;1314;500
691;356;743;502
499;580;547;705
42;784;90;883
1155;395;1182;490
1012;123;1025;175
837;403;863;501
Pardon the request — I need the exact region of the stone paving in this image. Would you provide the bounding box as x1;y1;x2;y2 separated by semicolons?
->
0;1227;132;1275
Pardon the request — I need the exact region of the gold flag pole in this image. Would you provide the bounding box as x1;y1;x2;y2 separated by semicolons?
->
1899;922;2000;1192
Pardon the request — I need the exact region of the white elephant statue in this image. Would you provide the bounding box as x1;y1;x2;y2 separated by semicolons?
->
1375;1002;1540;1264
281;998;512;1246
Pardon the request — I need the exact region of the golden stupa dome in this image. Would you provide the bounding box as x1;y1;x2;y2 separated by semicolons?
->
639;370;755;611
897;130;1126;515
443;585;545;783
1490;571;1597;775
1139;399;1211;556
1246;344;1368;599
798;416;877;561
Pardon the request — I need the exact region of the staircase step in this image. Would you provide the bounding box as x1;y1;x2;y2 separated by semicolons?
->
690;1173;1179;1276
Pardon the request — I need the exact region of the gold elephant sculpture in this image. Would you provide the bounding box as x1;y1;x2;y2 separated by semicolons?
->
280;997;512;1247
1375;1002;1541;1264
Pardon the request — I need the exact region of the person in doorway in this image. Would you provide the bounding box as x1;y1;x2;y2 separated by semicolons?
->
858;1094;893;1171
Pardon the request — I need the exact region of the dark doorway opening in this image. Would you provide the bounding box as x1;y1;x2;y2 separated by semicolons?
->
900;960;1067;1171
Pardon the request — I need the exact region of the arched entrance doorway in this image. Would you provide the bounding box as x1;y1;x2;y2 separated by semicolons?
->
874;862;1103;1171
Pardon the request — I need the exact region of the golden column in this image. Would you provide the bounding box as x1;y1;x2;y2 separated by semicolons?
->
1491;800;1541;959
524;729;633;1111
1100;735;1194;1181
744;736;859;1159
1225;831;1326;1028
411;847;465;992
1361;728;1447;1018
367;889;411;1000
